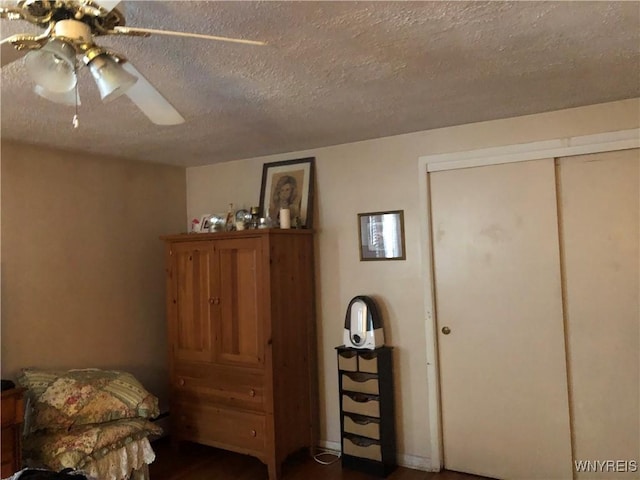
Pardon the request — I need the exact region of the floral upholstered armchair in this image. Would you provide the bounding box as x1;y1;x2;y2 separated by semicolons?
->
16;369;162;480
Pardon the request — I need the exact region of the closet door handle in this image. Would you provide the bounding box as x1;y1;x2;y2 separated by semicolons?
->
441;326;451;335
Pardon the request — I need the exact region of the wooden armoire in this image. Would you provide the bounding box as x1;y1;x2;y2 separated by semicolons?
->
161;229;317;480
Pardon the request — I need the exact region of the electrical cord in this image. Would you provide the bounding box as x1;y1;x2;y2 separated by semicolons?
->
312;447;341;465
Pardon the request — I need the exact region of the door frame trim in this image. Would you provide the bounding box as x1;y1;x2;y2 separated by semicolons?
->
417;128;639;471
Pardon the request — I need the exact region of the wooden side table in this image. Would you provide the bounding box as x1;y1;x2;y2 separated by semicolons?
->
1;387;25;477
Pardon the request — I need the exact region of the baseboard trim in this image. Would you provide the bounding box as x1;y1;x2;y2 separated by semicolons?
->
400;453;436;472
317;440;435;472
317;440;341;455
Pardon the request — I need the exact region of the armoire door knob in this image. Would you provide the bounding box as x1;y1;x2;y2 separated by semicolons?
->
441;326;451;335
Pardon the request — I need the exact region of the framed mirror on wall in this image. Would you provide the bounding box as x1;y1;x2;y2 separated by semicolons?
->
358;210;406;261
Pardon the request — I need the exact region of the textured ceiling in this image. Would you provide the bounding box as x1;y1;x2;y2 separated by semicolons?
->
1;1;639;167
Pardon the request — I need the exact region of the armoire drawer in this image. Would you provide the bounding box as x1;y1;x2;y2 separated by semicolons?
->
343;435;382;461
343;413;380;439
173;402;266;454
341;372;379;395
172;364;264;412
342;393;380;418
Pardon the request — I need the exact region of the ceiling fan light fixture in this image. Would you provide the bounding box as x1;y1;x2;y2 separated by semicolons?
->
85;50;138;102
25;39;77;93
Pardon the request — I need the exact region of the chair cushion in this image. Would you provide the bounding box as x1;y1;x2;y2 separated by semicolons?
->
17;368;159;432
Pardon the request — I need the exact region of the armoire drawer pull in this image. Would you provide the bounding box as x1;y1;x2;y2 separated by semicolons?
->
250;429;257;437
178;378;185;386
249;389;256;397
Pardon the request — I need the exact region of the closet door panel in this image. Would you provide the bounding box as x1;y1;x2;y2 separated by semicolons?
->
558;149;639;478
431;158;572;479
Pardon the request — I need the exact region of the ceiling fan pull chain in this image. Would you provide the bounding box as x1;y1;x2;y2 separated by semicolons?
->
72;65;79;129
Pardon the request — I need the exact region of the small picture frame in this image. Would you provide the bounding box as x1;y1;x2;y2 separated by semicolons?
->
199;214;213;232
259;157;315;228
191;215;210;233
358;210;406;261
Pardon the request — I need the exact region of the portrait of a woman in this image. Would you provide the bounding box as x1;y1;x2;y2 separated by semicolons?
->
260;157;315;229
269;174;301;221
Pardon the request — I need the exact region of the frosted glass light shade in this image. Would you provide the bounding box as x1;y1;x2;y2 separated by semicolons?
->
87;53;137;102
25;39;77;93
34;85;80;105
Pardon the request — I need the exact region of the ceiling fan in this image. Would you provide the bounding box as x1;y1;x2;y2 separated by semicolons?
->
0;0;266;125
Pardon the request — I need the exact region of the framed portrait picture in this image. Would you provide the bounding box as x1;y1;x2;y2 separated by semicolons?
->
358;210;406;261
259;157;315;228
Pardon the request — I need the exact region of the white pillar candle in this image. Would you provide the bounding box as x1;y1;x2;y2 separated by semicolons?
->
279;208;291;229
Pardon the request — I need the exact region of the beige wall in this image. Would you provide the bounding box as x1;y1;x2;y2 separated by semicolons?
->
0;142;186;409
185;98;640;468
1;99;637;468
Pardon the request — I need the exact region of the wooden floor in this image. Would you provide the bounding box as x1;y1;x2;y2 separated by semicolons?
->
149;437;492;480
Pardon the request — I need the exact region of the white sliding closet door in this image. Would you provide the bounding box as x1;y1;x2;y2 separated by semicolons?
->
557;149;639;479
430;159;572;479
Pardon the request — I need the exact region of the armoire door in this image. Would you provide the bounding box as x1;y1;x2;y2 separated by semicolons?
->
430;158;573;479
211;236;265;368
169;241;214;363
557;149;639;479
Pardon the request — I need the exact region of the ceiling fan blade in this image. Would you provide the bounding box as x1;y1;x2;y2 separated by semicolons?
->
94;1;122;13
121;62;185;125
111;26;266;46
1;37;27;67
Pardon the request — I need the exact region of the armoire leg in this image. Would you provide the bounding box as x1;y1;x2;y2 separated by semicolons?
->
267;460;281;480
